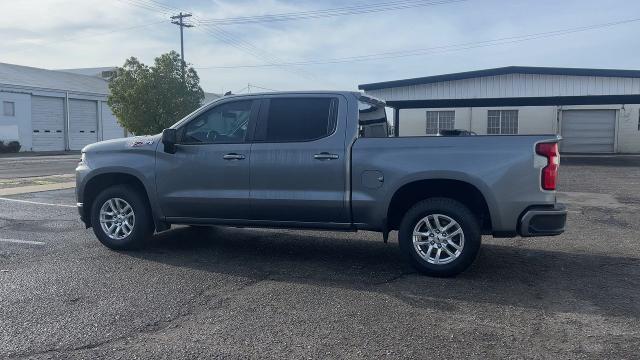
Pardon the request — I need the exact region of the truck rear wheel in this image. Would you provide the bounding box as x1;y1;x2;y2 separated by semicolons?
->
90;185;153;250
398;198;481;277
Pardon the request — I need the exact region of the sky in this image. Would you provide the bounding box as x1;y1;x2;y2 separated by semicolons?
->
2;0;640;94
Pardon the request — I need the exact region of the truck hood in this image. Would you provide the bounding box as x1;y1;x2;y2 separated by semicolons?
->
81;135;161;153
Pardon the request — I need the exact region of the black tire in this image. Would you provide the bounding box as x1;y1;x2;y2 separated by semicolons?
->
398;198;481;277
90;184;154;250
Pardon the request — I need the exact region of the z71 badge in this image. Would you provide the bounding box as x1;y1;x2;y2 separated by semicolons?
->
127;137;155;148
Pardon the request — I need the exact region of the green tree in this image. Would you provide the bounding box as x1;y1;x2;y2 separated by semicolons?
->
108;51;205;135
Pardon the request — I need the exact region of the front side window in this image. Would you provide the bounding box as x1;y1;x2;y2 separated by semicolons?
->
182;100;253;144
487;110;518;134
258;97;336;142
358;100;389;138
426;110;455;135
3;101;15;117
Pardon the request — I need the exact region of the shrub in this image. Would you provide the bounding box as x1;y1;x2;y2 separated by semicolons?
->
7;141;21;152
0;141;21;153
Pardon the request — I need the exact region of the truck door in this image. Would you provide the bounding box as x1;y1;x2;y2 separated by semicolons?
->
155;99;259;220
249;95;349;224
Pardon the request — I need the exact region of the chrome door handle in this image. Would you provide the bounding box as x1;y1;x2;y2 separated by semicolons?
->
223;153;246;160
314;152;339;160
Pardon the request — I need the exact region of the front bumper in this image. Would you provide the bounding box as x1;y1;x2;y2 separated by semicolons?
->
77;202;90;228
76;158;90;227
77;202;85;219
518;204;567;237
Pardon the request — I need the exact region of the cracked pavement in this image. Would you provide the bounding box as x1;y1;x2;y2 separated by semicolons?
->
0;156;639;359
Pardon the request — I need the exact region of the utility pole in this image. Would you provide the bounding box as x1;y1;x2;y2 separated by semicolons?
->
171;12;194;77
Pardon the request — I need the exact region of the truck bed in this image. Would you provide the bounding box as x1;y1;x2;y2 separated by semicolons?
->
350;134;560;234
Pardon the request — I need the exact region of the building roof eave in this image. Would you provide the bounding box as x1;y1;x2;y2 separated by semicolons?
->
385;94;640;109
359;66;640;91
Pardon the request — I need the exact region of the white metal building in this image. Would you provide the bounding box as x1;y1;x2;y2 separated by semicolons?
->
359;66;640;153
57;66;117;80
0;62;125;152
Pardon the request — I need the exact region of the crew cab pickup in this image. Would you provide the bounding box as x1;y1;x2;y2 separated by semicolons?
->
76;91;566;276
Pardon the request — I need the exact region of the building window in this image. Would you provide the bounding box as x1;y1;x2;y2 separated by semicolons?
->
3;101;15;117
426;110;455;134
488;110;518;134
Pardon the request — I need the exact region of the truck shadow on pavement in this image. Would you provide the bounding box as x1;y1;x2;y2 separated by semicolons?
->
127;226;640;318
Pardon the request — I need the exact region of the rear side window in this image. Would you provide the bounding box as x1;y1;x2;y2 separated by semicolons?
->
257;97;337;142
358;100;389;138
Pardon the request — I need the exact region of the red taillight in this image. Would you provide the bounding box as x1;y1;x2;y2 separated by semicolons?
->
536;142;559;190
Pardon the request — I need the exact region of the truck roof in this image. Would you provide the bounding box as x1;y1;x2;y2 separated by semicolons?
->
207;90;386;107
211;90;361;100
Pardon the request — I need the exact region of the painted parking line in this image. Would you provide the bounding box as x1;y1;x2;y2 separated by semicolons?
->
0;197;76;208
0;238;46;246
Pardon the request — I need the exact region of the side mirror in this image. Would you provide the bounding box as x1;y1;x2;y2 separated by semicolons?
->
162;128;177;154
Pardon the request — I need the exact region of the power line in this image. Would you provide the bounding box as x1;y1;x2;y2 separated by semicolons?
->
194;17;640;69
233;85;249;94
248;83;280;92
6;20;165;51
118;0;318;80
198;23;317;80
197;0;468;25
122;0;634;72
118;0;176;15
170;12;194;74
127;0;467;25
121;0;269;61
231;83;279;94
117;0;466;80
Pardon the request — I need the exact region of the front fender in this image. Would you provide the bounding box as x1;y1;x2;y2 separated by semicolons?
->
77;144;163;228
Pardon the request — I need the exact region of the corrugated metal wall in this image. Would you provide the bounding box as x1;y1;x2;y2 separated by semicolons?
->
366;74;640;101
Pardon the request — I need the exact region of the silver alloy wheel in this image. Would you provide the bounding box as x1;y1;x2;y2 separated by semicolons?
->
412;213;464;265
99;198;135;240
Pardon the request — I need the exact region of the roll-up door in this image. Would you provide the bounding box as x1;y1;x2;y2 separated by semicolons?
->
560;110;616;153
31;96;65;151
68;99;98;150
101;102;125;140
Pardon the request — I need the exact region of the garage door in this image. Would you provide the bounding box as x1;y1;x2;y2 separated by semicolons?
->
31;96;65;151
561;110;616;153
68;99;98;150
101;102;125;140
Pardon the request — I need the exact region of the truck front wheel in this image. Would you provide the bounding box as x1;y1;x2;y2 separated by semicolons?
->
90;185;153;250
398;198;481;277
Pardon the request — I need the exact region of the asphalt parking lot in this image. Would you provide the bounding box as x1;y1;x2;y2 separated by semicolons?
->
1;155;639;359
0;153;80;178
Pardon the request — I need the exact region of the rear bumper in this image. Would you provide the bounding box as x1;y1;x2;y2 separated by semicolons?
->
518;204;567;237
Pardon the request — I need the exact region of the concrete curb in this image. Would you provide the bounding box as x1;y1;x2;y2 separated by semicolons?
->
0;182;76;196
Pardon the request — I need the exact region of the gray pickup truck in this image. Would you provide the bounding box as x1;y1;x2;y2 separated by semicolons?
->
76;91;566;276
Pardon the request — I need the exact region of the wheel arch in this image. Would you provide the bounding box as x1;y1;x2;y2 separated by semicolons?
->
81;171;159;231
386;178;494;233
